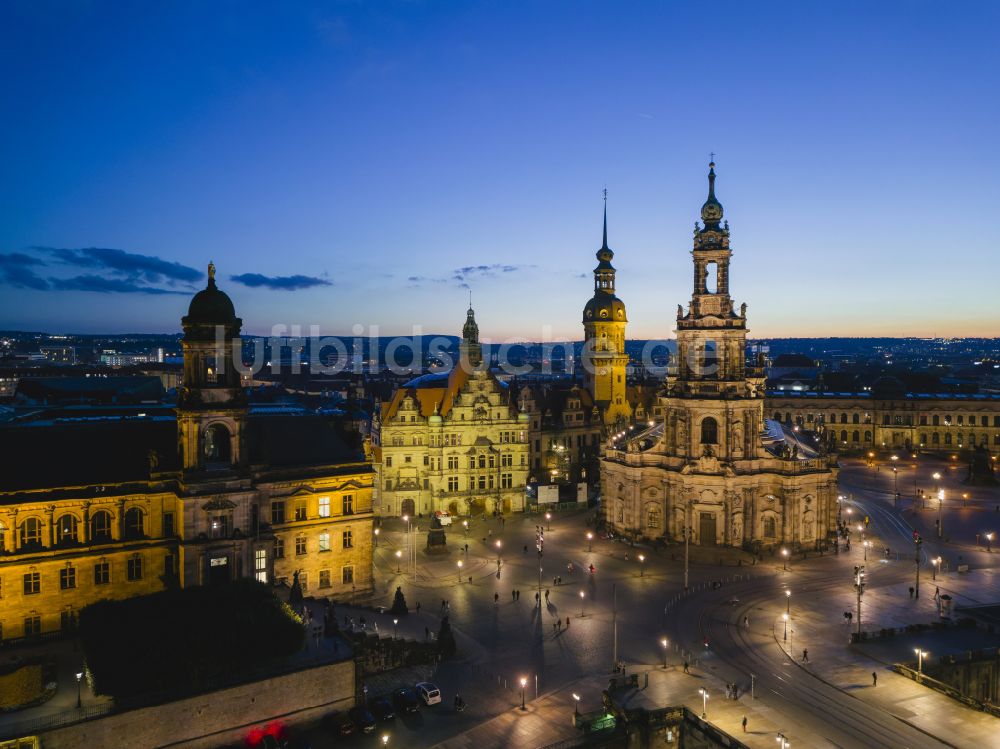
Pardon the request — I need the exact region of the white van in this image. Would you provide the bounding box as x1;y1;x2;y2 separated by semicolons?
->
435;511;453;526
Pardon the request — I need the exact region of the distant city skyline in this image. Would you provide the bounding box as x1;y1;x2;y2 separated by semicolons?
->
1;2;998;338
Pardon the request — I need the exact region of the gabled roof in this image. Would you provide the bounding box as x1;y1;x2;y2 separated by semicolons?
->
381;366;472;421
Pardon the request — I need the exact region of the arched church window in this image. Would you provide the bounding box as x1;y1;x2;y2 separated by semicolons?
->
204;423;232;464
91;511;113;542
700;417;718;444
852;430;860;443
762;515;776;539
124;508;145;539
56;514;78;545
19;517;42;548
852;413;860;424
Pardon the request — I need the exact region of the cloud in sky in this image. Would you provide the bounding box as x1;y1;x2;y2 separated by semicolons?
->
409;263;533;289
33;246;202;285
0;252;50;290
230;273;332;290
49;275;189;294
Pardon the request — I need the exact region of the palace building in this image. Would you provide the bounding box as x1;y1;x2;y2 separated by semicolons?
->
0;265;373;642
373;305;530;517
600;165;839;549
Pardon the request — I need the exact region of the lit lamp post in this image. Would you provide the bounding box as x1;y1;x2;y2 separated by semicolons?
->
698;687;708;719
987;532;994;552
587;531;593;552
781;547;788;571
579;590;586;617
520;677;528;710
374;527;379;547
457;559;463;583
546;512;552;531
76;671;83;708
931;556;940;580
661;638;669;669
572;692;581;716
381;735;389;747
863;539;869;561
393;618;398;639
395;549;402;573
463;519;468;537
782;612;789;642
785;589;791;615
638;554;645;577
914;648;928;681
937;489;945;538
495;539;503;563
931;472;941;511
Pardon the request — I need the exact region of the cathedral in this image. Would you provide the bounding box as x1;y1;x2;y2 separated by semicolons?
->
600;165;839;550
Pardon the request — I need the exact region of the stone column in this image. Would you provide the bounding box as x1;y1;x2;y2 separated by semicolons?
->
46;505;55;547
82;503;91;543
117;499;126;540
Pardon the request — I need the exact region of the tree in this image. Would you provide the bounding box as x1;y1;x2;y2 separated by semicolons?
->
437;615;457;658
390;585;409;616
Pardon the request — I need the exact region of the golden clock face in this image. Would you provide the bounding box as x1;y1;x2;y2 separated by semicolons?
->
600;310;608;318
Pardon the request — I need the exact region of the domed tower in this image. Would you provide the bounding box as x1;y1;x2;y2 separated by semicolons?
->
177;262;247;473
582;194;630;427
459;299;483;370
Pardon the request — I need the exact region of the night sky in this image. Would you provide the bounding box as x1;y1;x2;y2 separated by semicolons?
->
1;1;998;339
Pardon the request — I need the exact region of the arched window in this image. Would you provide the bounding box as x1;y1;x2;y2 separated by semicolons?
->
56;515;78;545
20;517;42;548
700;417;718;444
852;413;860;424
840;430;848;442
91;511;113;542
840;413;848;424
124;507;145;539
852;430;860;443
204;423;231;464
646;506;661;529
944;434;952;445
478;454;486;469
932;432;940;444
762;515;776;538
865;430;873;443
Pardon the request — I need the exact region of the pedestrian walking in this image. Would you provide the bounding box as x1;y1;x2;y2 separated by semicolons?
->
535;592;540;604
494;593;499;604
872;671;877;686
683;660;690;674
565;616;569;629
516;590;520;600
545;589;550;601
512;590;516;601
425;626;430;640
908;586;914;599
743;615;750;628
742;715;747;732
726;683;731;699
416;602;421;614
802;648;809;662
557;576;562;584
524;544;528;553
557;618;562;631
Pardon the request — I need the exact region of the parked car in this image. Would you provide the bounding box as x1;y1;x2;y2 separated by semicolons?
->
392;687;420;713
349;705;377;734
370;697;395;721
322;711;355;737
416;682;442;706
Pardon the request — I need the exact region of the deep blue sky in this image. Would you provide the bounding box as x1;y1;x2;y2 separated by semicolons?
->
1;1;998;339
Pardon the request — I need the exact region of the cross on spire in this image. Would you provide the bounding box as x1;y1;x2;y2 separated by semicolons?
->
709;151;715;164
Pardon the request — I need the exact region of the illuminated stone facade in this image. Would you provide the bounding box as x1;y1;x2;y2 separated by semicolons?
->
600;165;839;549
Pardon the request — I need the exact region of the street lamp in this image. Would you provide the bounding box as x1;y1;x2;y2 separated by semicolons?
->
520;677;528;710
374;527;380;547
495;539;503;562
937;489;945;538
986;532;994;552
579;590;585;617
660;638;668;669
382;735;390;747
546;512;552;531
393;618;398;639
463;519;468;537
395;549;402;573
931;556;940;580
76;671;83;708
638;554;645;576
781;547;788;570
698;687;708;718
931;472;941;511
572;692;581;716
785;589;791;615
782;612;789;642
586;531;593;552
914;648;928;680
457;559;463;583
863;540;869;561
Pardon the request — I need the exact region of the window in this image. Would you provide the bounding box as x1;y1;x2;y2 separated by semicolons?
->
255;548;267;583
933;415;940;426
700;417;718;444
295;535;307;556
852;430;860;443
478;455;486;469
385;480;392;491
163;512;175;537
318;496;330;518
56;515;78;545
501;473;512;489
342;530;354;549
342;495;354;515
478;476;486;490
94;561;110;585
274;536;285;559
124;507;144;539
19;517;42;548
23;572;40;595
852;413;860;424
24;615;41;638
647;507;660;528
319;532;331;552
763;516;777;538
60;566;76;590
502;453;512;468
127;556;143;581
298;573;308;592
386;456;393;467
319;569;331;588
61;610;76;632
448;476;459;492
271;500;285;525
448;456;459;470
945;434;952;445
209;515;230;539
294;502;307;521
203;423;231;463
342;566;355;584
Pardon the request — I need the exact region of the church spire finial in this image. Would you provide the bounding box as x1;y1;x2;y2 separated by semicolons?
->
700;159;724;227
602;188;608;250
207;260;216;288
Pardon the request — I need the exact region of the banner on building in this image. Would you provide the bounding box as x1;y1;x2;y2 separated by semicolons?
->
538;485;559;504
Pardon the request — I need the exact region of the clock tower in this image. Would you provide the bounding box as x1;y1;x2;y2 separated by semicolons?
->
582;196;631;428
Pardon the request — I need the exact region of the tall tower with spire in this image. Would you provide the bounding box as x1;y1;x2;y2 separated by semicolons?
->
582;193;630;427
459;298;482;370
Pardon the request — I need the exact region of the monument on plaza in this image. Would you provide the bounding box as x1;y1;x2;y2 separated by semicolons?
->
426;514;449;554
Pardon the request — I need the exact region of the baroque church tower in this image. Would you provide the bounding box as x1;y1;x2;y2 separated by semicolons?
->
459;299;483;370
582;195;631;428
177;262;247;473
600;164;837;551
